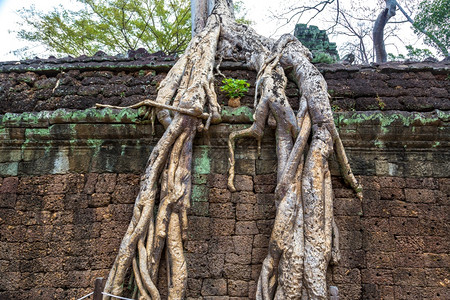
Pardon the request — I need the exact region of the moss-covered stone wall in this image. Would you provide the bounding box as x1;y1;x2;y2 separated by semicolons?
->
0;56;449;299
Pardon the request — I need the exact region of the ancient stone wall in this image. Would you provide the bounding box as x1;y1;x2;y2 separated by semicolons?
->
0;56;449;299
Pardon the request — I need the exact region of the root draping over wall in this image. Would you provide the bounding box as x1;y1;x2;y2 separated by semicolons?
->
101;1;361;299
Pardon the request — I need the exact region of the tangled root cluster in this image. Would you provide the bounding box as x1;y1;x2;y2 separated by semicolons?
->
100;1;361;299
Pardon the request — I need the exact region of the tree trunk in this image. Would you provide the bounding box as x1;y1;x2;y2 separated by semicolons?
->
100;0;362;299
373;0;397;63
191;0;215;35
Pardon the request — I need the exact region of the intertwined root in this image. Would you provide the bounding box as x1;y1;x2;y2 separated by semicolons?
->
101;1;361;299
101;12;222;300
226;32;362;300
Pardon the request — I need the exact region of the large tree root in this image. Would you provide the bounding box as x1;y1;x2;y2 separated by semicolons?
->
101;9;222;300
101;1;361;299
221;10;361;300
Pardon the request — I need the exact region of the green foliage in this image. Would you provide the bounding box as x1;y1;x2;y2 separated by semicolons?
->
388;45;435;61
387;53;405;61
234;0;253;25
376;95;386;110
15;0;191;57
405;45;435;61
312;52;336;64
220;78;250;99
413;0;449;56
331;104;341;112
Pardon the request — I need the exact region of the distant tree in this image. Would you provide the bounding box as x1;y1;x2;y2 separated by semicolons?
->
269;0;403;63
388;45;436;61
271;0;447;63
413;0;449;56
15;0;191;57
329;0;404;64
373;0;397;62
332;5;378;64
374;0;449;62
234;0;253;25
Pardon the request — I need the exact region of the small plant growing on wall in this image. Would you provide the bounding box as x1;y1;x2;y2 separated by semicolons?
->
220;78;250;107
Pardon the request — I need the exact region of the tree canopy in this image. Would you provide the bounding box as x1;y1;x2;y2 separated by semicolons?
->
15;0;252;58
16;0;191;57
413;0;449;56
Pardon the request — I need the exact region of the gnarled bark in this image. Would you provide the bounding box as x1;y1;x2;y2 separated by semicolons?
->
220;12;361;299
101;8;222;299
101;0;361;299
373;0;397;63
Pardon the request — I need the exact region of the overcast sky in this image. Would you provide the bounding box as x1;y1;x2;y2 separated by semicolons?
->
0;0;430;61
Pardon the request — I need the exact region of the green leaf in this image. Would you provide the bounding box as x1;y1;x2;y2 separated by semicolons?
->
413;0;449;56
14;0;191;57
220;78;250;99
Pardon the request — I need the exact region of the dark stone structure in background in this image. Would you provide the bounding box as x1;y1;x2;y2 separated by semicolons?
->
294;24;339;60
0;55;449;299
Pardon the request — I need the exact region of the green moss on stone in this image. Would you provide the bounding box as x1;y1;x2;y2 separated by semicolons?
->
374;140;384;148
221;106;254;122
432;141;441;148
25;128;51;139
0;162;18;176
193;146;210;175
191;185;209;202
86;139;104;158
336;111;449;134
0;128;10;140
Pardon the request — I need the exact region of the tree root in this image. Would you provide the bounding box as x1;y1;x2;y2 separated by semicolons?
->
101;9;222;300
101;1;361;299
222;14;361;300
96;100;210;120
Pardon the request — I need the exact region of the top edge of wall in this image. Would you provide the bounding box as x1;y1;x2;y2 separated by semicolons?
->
0;55;448;75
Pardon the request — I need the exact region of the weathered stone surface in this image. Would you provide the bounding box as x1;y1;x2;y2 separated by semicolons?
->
227;280;248;297
0;59;449;299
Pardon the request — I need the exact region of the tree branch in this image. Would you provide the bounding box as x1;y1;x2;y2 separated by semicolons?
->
394;0;448;56
96;100;210;120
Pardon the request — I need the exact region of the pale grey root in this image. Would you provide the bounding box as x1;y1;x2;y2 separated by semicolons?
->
101;1;361;299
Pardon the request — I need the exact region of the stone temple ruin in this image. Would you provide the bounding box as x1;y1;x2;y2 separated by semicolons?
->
294;24;340;61
0;51;448;299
